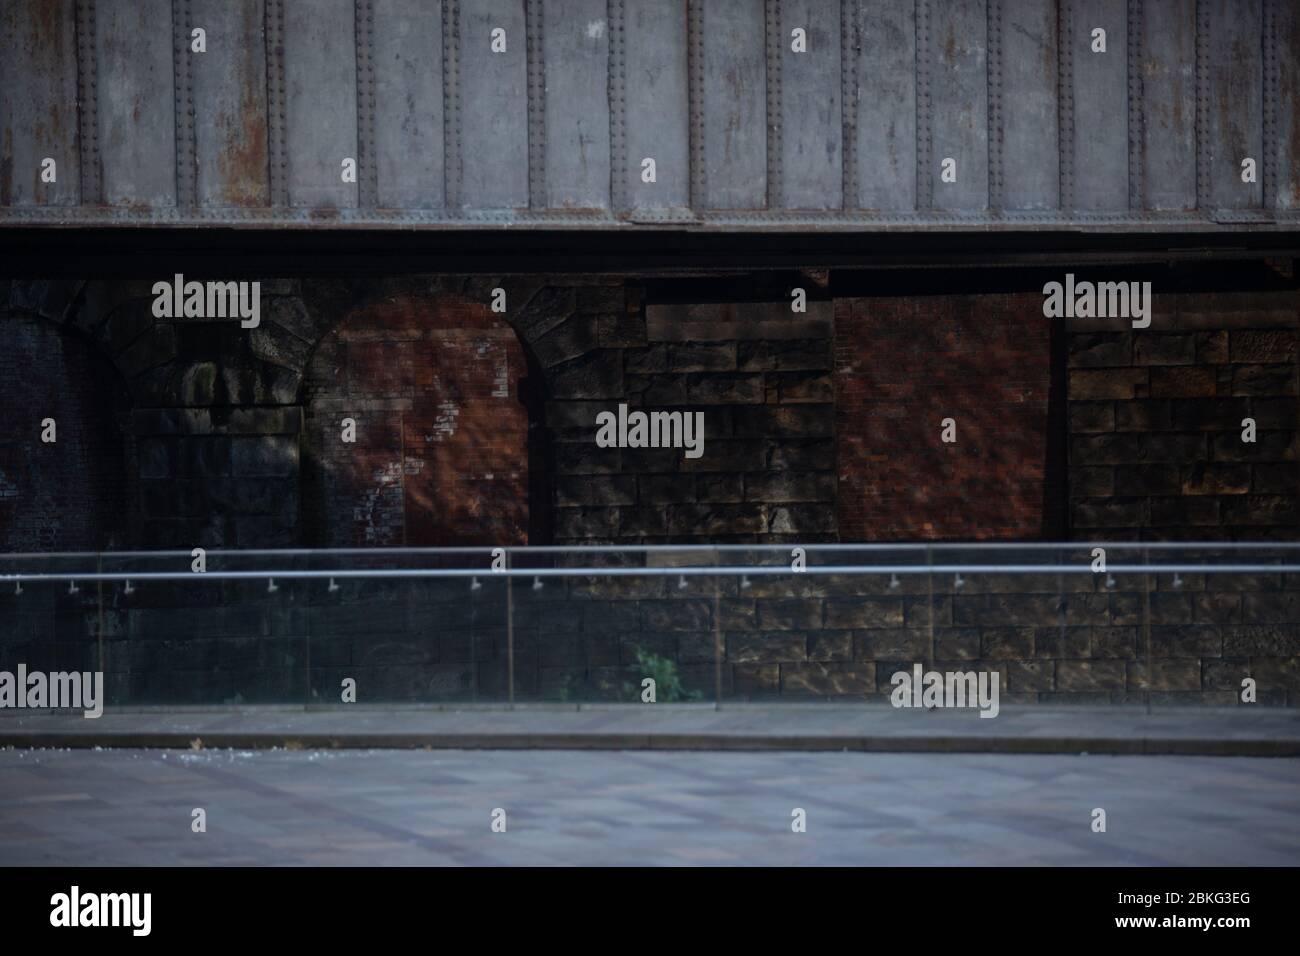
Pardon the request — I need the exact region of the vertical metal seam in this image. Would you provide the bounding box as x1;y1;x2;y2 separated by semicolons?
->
526;0;546;210
1127;0;1144;211
1195;0;1210;211
765;0;782;210
354;0;378;208
75;0;101;204
988;0;1002;214
688;0;706;211
172;0;196;209
840;0;857;210
1262;0;1278;211
915;0;931;210
265;0;287;207
607;0;627;213
443;0;461;211
1057;0;1074;212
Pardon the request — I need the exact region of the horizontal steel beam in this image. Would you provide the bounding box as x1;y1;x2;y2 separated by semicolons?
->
2;0;1297;233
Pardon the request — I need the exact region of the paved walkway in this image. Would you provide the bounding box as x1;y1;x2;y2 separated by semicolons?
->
2;704;1298;755
1;748;1296;866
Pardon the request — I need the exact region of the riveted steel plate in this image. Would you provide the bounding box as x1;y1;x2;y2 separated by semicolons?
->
1000;0;1059;210
1142;0;1197;212
96;0;178;208
622;0;690;216
543;0;610;211
0;0;81;207
929;0;988;211
700;0;767;209
283;0;358;209
853;0;916;211
780;0;842;210
1207;0;1263;210
0;0;1295;231
191;0;270;207
458;0;528;209
372;0;444;210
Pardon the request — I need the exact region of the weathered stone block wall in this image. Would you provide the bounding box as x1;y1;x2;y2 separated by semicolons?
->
1068;293;1299;539
133;406;301;548
543;296;838;544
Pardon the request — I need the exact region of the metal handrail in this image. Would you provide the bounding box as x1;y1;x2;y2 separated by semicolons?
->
1;562;1298;583
1;541;1299;560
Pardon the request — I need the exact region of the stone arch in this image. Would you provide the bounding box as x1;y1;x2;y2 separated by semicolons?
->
0;303;135;550
300;284;546;547
24;280;324;549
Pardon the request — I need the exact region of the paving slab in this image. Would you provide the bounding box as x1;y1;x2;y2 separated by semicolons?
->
2;748;1299;865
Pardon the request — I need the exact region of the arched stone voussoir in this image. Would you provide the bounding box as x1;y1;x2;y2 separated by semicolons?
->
249;315;314;373
73;280;159;335
262;296;324;349
461;276;545;328
501;283;577;345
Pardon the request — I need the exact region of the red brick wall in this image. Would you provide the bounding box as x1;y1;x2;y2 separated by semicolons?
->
834;294;1058;540
0;315;133;550
302;295;530;547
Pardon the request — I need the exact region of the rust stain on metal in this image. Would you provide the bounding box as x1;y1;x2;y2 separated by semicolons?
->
33;0;61;46
4;1;75;205
215;62;270;206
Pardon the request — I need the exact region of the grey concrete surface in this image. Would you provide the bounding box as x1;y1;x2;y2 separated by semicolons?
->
1;748;1296;866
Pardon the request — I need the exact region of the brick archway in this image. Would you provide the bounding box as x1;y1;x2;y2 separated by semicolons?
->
0;309;134;550
301;291;537;547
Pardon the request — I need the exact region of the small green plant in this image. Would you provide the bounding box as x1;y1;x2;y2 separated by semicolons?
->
554;647;702;702
627;648;702;703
